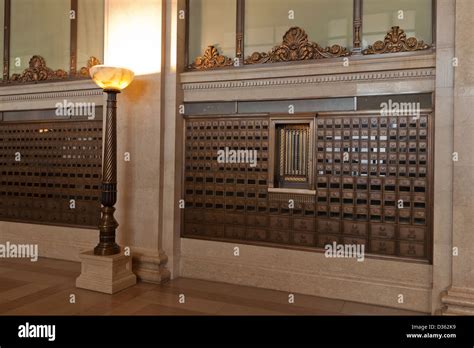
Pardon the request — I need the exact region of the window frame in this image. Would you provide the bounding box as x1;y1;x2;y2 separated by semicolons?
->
1;0;103;85
185;0;437;71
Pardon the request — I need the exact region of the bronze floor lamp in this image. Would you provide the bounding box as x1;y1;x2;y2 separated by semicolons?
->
89;66;135;256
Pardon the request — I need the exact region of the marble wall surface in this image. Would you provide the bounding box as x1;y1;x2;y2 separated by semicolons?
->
441;0;474;315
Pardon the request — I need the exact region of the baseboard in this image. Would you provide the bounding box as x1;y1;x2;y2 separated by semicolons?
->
180;238;432;313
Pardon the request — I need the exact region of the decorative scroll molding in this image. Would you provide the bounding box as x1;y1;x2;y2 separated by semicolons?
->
79;56;101;77
362;26;431;55
1;55;101;85
245;27;351;65
182;68;436;91
10;55;68;83
188;46;233;71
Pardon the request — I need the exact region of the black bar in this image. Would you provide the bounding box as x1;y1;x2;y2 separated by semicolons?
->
0;316;473;345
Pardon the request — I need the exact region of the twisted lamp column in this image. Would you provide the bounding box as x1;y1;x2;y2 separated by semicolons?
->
94;90;121;256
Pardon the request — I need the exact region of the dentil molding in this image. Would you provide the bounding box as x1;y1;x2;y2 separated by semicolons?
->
182;68;436;91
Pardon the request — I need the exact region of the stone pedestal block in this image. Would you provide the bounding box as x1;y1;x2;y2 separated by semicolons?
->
76;250;137;294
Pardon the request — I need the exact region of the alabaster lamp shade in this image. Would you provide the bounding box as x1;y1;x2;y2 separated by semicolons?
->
89;65;135;92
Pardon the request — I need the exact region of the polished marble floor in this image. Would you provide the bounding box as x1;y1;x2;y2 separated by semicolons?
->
0;258;424;316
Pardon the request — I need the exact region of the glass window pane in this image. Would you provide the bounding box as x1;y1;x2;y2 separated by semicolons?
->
10;0;70;76
0;1;4;80
363;0;432;47
188;0;236;64
245;0;353;56
78;0;104;69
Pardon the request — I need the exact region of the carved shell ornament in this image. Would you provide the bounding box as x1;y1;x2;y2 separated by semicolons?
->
188;45;233;70
245;26;351;64
362;26;431;55
11;55;68;82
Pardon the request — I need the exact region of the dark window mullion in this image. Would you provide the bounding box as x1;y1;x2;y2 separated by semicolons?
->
184;0;190;67
70;0;78;76
236;0;244;66
3;0;10;81
352;0;362;54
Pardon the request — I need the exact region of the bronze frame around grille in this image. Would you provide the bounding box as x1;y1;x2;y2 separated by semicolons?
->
182;110;434;263
270;117;314;190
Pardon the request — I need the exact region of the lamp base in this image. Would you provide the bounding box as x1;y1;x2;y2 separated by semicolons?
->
94;243;121;256
76;250;136;294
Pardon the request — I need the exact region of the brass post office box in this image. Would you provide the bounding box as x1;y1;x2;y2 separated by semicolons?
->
398;209;411;224
317;176;329;189
269;216;290;230
246;228;267;241
343;206;354;219
268;230;290;244
206;224;225;238
399;242;425;258
247;214;268;228
400;226;425;242
317;234;341;248
225;226;246;239
371;223;396;239
413;195;426;209
225;212;241;225
293;232;315;246
317;219;341;234
413;209;426;225
343;221;368;237
317;205;329;217
414;179;426;193
343;236;367;247
329;191;341;204
293;217;315;232
343;191;354;205
304;203;316;217
185;223;204;236
369;207;382;221
371;239;396;255
329;205;341;218
369;192;382;206
383;207;396;222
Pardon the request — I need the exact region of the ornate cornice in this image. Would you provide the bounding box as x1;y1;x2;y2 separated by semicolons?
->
182;68;436;91
245;27;351;65
362;26;431;55
10;55;68;83
188;46;233;71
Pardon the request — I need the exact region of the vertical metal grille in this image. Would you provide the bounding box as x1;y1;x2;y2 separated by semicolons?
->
0;120;102;228
278;125;310;185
